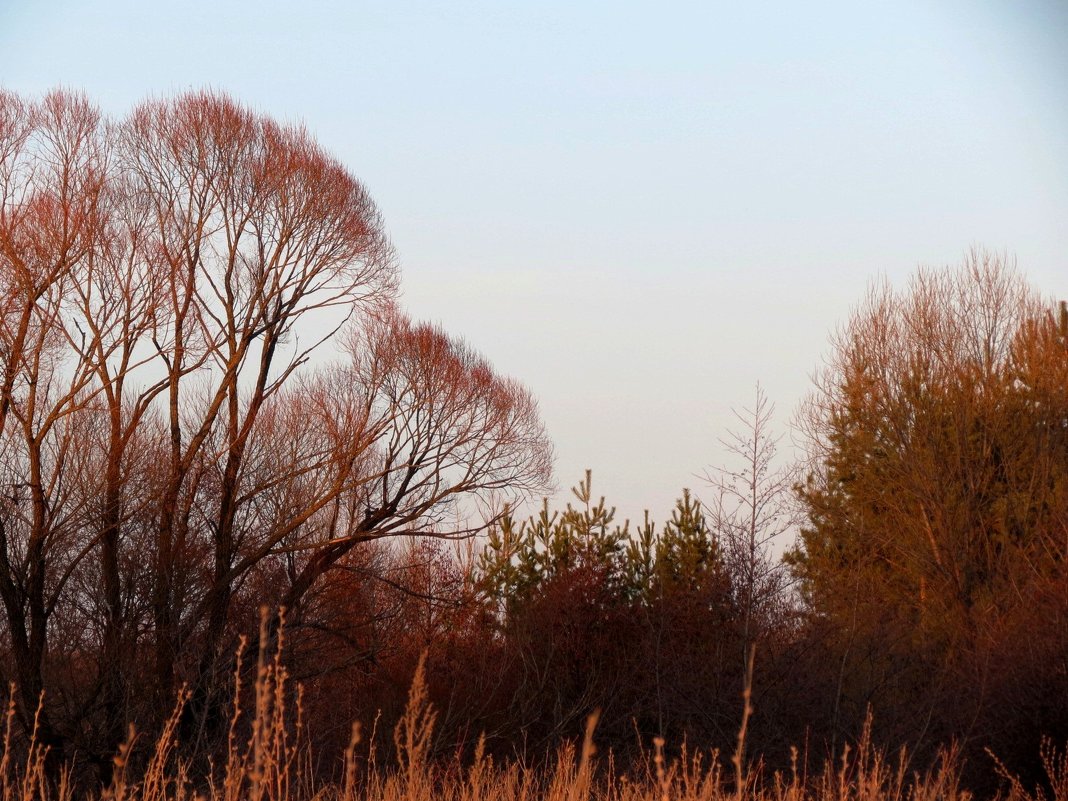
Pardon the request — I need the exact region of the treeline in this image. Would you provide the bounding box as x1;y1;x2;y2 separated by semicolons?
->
284;255;1068;795
0;88;1066;795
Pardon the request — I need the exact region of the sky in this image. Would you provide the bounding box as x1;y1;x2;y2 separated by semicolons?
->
1;0;1066;526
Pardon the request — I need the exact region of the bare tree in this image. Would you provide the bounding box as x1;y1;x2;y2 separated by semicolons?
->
702;384;795;680
0;89;553;773
0;90;113;761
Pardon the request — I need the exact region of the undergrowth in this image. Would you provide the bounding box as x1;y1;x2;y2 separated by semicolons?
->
0;631;1063;801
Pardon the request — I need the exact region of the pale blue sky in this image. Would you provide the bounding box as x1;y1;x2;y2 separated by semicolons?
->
2;0;1066;524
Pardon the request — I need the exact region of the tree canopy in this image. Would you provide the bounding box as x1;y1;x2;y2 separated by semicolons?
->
0;88;552;769
792;251;1068;757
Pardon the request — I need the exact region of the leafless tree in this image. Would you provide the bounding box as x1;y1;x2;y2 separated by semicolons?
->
0;89;553;773
703;384;796;680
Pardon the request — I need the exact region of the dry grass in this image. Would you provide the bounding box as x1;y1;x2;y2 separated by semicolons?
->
0;637;1063;801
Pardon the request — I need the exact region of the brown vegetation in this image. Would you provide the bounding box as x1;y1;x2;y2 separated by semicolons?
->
0;87;551;777
791;252;1068;773
1;641;1067;801
2;87;1066;799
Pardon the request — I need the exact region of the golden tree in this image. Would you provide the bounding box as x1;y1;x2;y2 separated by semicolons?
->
792;251;1068;750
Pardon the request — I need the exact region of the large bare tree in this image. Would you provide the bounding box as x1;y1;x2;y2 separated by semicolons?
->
0;89;552;771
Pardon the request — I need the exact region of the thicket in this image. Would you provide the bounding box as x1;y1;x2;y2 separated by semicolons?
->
260;256;1068;796
0;88;1066;798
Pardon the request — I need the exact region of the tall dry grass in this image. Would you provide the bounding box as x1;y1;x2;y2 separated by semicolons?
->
0;632;1064;801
